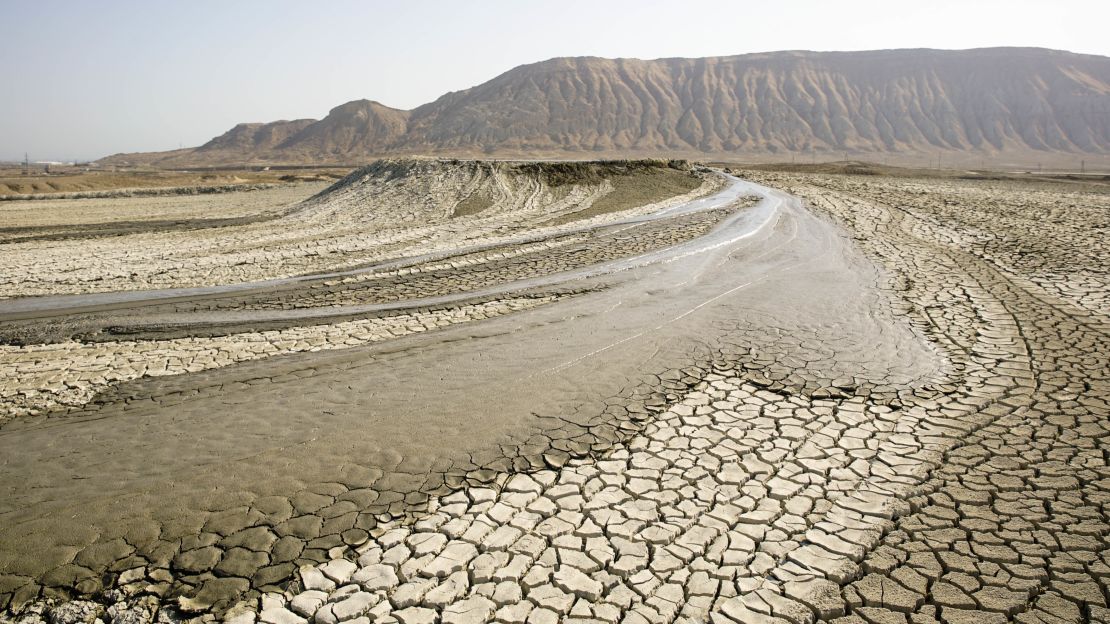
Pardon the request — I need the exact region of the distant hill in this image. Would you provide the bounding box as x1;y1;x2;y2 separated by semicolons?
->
102;48;1110;167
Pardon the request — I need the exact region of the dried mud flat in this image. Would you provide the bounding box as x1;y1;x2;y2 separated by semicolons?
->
0;161;1107;624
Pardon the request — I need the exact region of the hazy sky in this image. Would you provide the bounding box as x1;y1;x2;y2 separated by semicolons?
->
3;0;1108;161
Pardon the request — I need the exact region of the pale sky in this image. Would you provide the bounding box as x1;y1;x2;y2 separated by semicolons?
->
2;0;1108;161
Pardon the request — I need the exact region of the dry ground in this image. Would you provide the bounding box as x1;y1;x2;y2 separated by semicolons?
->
0;163;1106;624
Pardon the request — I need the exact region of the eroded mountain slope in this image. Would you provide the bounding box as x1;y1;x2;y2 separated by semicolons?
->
105;48;1110;166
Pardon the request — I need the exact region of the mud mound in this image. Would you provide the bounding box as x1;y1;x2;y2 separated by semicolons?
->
299;158;702;226
0;160;716;300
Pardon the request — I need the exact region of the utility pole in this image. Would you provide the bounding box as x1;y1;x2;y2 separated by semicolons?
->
22;152;29;176
1081;160;1086;174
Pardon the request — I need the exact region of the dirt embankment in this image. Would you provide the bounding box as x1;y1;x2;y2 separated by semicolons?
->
0;168;349;198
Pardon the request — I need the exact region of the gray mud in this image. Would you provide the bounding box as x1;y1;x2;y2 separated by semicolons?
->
0;176;942;613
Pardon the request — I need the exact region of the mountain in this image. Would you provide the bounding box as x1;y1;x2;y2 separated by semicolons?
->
102;48;1110;167
190;119;315;161
268;100;409;160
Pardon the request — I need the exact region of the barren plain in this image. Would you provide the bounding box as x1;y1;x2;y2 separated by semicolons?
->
0;160;1107;624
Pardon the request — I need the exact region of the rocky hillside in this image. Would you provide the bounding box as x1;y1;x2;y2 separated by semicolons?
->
196;119;314;155
103;48;1110;166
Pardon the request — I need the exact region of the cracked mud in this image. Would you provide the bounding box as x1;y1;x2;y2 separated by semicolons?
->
1;163;1106;624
